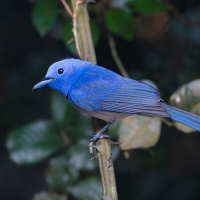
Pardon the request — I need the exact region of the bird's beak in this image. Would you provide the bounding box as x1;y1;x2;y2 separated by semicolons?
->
32;78;55;90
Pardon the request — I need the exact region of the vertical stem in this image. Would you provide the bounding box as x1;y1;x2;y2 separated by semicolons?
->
93;118;118;199
71;0;96;63
69;0;118;199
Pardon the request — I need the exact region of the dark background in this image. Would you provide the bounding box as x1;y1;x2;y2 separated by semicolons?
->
1;0;200;199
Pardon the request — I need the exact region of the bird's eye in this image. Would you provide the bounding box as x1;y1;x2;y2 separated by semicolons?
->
58;68;64;74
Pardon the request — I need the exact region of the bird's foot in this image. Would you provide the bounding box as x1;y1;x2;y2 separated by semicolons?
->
90;134;111;142
89;121;114;142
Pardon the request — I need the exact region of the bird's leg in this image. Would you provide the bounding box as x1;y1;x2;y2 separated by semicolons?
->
90;121;114;142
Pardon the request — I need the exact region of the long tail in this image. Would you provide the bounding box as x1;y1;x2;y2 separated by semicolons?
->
162;103;200;131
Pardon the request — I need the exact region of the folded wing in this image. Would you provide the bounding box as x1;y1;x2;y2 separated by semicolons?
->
100;79;170;118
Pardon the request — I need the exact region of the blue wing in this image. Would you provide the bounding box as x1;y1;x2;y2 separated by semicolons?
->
68;66;123;112
100;78;170;117
68;65;170;118
67;62;200;131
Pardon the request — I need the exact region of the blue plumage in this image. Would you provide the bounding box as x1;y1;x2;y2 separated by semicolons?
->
163;104;200;131
33;58;200;140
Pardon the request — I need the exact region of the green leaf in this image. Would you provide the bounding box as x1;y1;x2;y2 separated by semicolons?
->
70;177;101;200
67;140;97;171
32;0;57;36
6;120;66;165
46;155;79;193
50;91;92;141
170;79;200;133
67;113;92;141
118;115;161;150
33;191;67;200
50;92;76;127
90;20;100;46
63;20;76;54
112;0;130;8
142;79;158;89
118;79;161;150
50;92;92;140
105;8;135;41
63;20;99;54
125;0;170;15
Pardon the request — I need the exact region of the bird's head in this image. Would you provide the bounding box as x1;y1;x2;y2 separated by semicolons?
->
33;58;89;97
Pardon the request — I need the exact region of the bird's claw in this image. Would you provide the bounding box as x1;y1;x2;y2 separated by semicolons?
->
90;134;111;142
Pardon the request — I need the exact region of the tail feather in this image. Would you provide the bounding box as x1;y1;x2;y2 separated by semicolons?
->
162;103;200;131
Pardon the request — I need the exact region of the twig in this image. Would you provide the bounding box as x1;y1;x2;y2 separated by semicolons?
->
72;0;83;58
151;17;170;44
67;38;74;44
60;0;73;17
165;0;200;28
60;128;72;145
93;118;118;199
108;34;129;78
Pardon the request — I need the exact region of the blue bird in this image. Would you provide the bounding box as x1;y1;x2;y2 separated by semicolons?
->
33;58;200;141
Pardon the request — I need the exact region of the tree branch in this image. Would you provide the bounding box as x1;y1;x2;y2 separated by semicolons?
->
66;1;118;199
108;34;129;78
165;0;200;28
60;0;73;17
